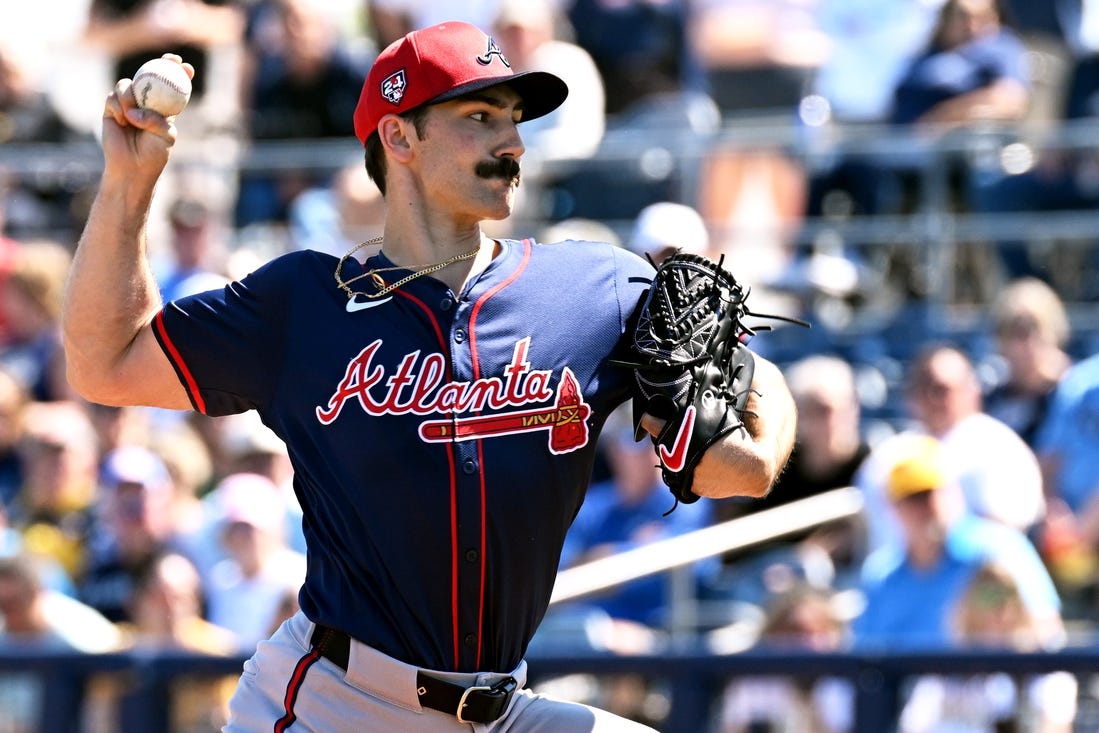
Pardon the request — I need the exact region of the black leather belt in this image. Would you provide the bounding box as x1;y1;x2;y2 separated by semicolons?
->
310;624;517;724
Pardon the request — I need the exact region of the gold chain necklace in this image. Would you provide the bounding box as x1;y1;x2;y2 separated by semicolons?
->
334;236;481;300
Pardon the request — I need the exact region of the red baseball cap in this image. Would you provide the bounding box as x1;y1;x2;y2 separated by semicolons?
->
353;21;569;145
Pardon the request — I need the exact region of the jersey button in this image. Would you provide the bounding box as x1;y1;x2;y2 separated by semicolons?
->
462;459;477;474
440;297;453;311
463;633;477;648
454;329;466;343
465;548;479;563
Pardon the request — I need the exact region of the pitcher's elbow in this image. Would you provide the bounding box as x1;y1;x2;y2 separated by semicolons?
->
64;361;123;406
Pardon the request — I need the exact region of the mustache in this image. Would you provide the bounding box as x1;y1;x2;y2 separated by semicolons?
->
475;157;521;183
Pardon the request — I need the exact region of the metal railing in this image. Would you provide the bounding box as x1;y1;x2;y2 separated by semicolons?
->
3;633;1099;732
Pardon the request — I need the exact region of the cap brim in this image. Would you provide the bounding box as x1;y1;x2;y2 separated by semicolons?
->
428;70;569;123
890;484;938;502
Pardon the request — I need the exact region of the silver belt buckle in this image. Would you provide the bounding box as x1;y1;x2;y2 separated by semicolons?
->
456;685;493;724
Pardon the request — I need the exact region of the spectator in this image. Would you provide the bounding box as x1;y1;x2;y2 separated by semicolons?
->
0;501;74;598
686;3;817;297
265;582;302;638
147;417;213;500
898;562;1077;733
718;584;854;733
809;0;943;128
235;0;371;226
889;0;1030;130
218;410;303;554
145;418;221;577
287;159;385;257
807;0;1031;301
492;0;605;164
8;401;100;584
84;403;159;476
85;551;239;733
0;42;81;145
81;0;246;122
852;435;1061;650
713;354;871;596
953;563;1063;649
491;0;607;231
181;410;293;497
368;0;505;48
78;445;185;622
688;0;829;118
202;472;306;652
802;0;945;218
0;553;120;733
537;2;721;226
984;277;1073;446
80;0;247;264
1033;349;1099;518
123;552;237;652
0;553;118;650
1030;350;1099;598
0;366;28;509
912;344;1044;529
0;239;77;402
857;343;1045;553
219;410;292;488
181;409;293;500
895;0;1033;298
793;2;944;328
966;15;1099;286
178;413;239;492
772;355;872;510
565;0;704;117
997;0;1072;127
0;42;93;242
625;201;711;265
696;142;807;305
242;0;369;140
154;197;231;304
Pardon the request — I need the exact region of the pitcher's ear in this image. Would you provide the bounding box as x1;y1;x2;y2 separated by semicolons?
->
378;115;413;163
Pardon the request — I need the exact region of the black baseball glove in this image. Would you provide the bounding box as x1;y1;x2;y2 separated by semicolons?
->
617;252;801;506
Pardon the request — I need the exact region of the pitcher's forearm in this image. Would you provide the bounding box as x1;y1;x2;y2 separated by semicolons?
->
63;173;163;398
692;357;797;499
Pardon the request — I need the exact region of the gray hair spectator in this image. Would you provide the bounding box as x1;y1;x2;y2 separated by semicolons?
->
627;201;711;265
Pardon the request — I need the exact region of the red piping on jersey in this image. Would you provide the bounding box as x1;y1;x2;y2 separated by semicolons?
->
396;288;462;667
153;310;208;414
467;238;531;367
273;649;321;732
467;238;532;669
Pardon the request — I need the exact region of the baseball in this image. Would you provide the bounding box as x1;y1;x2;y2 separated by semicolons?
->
131;58;192;117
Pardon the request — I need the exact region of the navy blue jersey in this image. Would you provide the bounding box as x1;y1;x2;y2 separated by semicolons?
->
153;238;653;672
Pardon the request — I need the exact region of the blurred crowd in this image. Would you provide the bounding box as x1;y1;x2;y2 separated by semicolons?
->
2;0;1099;731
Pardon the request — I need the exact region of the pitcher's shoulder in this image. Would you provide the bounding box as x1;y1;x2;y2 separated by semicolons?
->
524;237;652;275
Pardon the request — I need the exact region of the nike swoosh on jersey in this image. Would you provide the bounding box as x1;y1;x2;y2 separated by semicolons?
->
346;296;393;312
657;404;696;473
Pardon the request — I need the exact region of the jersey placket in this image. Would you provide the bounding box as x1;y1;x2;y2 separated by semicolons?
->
445;292;488;671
